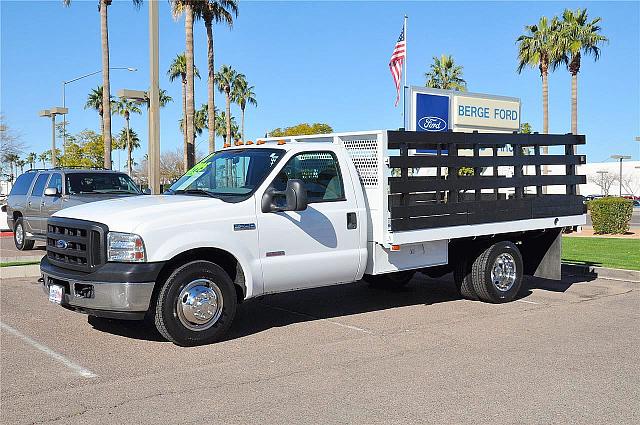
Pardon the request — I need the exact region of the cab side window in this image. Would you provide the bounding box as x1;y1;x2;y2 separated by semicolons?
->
272;152;345;203
9;173;36;196
30;174;50;197
47;173;63;194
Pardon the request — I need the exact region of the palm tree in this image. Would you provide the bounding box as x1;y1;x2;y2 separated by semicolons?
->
38;152;48;168
179;104;210;141
559;8;607;135
517;16;564;135
425;54;467;91
159;89;173;108
85;86;114;136
26;152;37;170
215;111;237;145
63;0;143;170
231;76;257;141
3;153;19;180
202;1;238;154
116;127;141;174
16;159;26;174
167;53;200;170
113;98;142;176
215;65;240;145
170;1;200;171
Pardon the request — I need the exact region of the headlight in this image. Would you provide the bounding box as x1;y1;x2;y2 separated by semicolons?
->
107;232;146;262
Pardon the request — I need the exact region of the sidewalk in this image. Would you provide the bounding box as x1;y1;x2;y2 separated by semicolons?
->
564;226;640;239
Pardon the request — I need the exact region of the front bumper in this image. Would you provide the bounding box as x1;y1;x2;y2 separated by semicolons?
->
40;257;165;320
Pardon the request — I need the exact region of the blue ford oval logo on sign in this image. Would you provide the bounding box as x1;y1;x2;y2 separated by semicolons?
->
418;116;447;132
56;239;68;250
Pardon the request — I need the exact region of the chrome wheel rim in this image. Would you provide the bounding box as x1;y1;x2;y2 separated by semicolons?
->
491;253;517;292
176;279;223;331
15;224;24;245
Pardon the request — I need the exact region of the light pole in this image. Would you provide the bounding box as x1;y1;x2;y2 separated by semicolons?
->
39;107;68;168
149;0;160;195
611;154;632;197
61;67;137;154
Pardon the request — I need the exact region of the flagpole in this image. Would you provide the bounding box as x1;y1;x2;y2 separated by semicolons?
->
402;14;408;129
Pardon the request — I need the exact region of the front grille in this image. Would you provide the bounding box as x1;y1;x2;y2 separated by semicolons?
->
47;218;108;272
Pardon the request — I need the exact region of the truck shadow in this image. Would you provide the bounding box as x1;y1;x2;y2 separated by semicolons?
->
88;267;597;344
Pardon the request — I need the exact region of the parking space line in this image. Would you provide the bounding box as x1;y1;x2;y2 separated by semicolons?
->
262;304;373;334
1;322;97;378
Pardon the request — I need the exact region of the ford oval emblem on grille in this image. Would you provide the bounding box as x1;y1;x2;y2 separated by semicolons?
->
56;239;69;250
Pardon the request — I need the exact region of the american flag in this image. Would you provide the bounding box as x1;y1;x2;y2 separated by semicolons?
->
389;24;406;106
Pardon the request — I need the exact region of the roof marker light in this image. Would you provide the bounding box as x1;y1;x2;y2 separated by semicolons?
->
246;141;254;145
391;245;401;251
277;139;287;145
257;140;266;145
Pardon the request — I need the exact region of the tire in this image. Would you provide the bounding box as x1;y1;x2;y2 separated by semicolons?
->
470;241;523;303
364;270;415;289
14;218;35;251
453;259;478;300
153;260;237;346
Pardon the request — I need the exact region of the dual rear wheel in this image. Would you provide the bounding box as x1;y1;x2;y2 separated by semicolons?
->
454;241;523;303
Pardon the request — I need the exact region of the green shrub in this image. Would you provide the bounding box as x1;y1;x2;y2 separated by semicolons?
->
587;197;633;234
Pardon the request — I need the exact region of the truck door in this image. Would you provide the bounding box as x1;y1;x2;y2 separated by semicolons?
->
41;173;64;225
257;150;361;293
24;173;50;235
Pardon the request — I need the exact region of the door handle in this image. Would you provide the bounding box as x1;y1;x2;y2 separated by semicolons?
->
347;212;357;229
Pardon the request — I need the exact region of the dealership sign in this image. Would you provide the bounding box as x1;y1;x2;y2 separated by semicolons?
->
407;87;521;134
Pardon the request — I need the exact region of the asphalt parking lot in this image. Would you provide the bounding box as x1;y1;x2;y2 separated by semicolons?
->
1;271;638;424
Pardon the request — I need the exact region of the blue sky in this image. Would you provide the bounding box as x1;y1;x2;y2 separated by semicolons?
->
1;1;638;168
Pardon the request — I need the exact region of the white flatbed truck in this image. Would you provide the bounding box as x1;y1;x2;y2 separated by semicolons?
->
40;130;586;345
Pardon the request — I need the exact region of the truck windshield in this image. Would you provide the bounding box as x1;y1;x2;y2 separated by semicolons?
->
66;173;141;195
166;148;284;199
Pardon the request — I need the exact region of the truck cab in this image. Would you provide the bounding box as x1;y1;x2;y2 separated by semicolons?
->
40;130;586;346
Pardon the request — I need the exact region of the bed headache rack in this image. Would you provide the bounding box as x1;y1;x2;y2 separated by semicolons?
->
387;130;587;232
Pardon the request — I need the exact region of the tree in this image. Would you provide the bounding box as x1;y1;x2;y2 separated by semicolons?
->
2;153;19;181
26;152;37;170
215;111;237;145
116;127;141;174
201;1;238;154
520;122;533;134
589;171;617;196
559;8;607;135
269;123;334;137
517;16;564;135
232;75;257;141
170;1;199;171
63;0;143;170
16;159;26;174
425;54;466;91
167;52;200;171
215;64;240;146
0;116;25;179
179;104;210;143
159;89;173;107
113;97;142;176
38;152;49;168
85;86;113;136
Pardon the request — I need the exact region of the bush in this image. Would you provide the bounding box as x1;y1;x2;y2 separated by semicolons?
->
588;197;633;234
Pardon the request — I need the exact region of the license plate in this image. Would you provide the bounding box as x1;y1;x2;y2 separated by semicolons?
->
48;284;63;304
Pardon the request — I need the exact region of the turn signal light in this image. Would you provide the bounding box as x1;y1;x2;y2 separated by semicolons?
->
391;245;401;251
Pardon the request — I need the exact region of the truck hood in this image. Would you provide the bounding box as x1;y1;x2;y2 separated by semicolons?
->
53;195;227;233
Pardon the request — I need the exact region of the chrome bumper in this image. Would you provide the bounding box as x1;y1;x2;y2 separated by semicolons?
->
41;270;155;313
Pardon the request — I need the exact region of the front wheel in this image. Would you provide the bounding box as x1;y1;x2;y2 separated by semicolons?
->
14;218;35;251
154;260;237;346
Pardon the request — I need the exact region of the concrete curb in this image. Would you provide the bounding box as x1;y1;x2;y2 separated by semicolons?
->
563;263;640;283
1;264;41;279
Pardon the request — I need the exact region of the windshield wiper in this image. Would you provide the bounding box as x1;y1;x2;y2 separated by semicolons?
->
172;189;217;198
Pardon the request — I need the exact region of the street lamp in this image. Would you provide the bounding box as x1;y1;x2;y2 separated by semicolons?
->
611;154;632;197
61;67;137;153
117;89;148;177
39;107;68;168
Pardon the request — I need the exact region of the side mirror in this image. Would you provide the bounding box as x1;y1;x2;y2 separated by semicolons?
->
142;188;151;195
44;187;60;197
261;179;308;213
